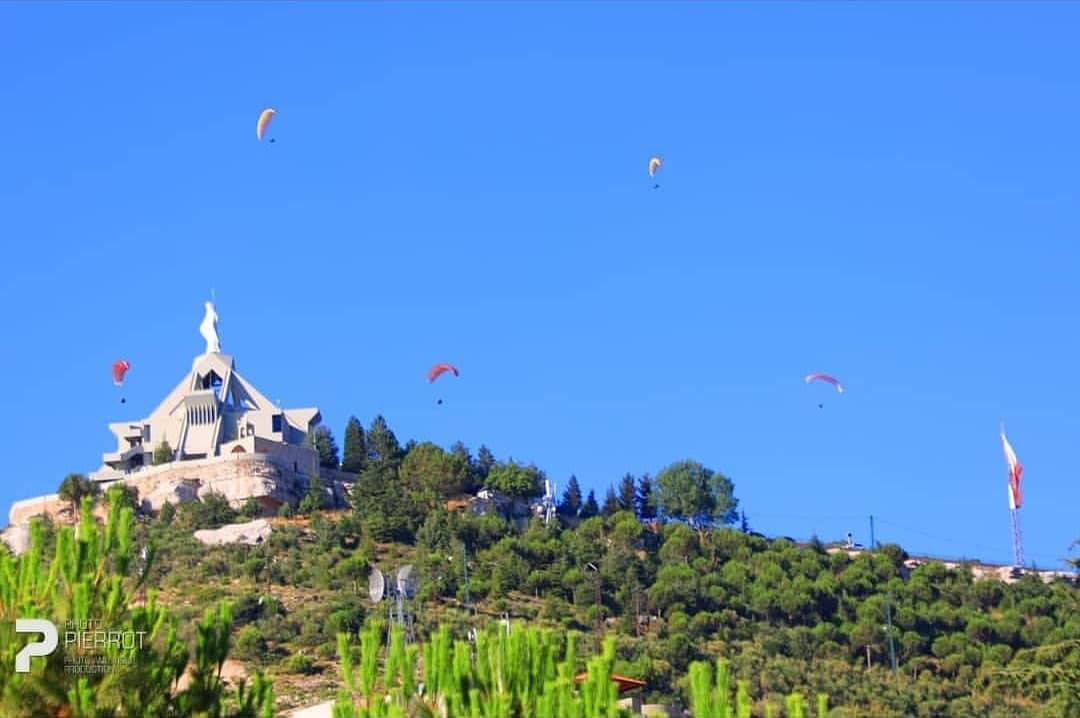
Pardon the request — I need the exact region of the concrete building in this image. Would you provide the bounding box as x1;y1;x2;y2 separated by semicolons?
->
91;302;321;483
4;303;350;552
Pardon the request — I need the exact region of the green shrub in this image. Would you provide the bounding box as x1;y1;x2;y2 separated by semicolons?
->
282;653;317;675
241;497;263;518
234;625;268;661
178;491;238;530
157;501;176;525
152;440;174;466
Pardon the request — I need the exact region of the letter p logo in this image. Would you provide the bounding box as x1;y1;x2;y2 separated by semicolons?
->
15;619;58;673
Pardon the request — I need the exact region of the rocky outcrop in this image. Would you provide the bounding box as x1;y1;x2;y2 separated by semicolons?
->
1;524;30;555
193;519;272;546
9;494;69;527
3;453;356;556
124;454;308;512
141;477;201;512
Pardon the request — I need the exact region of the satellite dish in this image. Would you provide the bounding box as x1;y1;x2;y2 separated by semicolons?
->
397;564;417;599
368;568;386;603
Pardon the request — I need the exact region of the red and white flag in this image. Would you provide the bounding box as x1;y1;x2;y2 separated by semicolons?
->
1000;425;1023;510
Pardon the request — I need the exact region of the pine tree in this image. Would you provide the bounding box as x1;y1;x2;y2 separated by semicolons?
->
475;445;495;483
351;415;413;541
601;487;620;517
636;474;656;520
0;498;273;716
152;440;174;466
617;473;636;512
559;475;583;517
366;415;402;467
654;460;738;527
580;490;599;519
450;441;472;466
341;416;367;473
299;475;329;514
451;442;479;493
313;425;340;469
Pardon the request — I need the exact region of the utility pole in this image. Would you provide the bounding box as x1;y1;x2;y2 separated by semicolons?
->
586;563;601;653
633;589;641;638
885;592;898;678
462;542;470;615
870;514;897;678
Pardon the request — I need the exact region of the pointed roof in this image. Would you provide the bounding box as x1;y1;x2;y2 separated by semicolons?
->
96;304;320;476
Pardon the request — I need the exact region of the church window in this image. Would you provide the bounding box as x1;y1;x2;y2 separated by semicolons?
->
272;414;283;433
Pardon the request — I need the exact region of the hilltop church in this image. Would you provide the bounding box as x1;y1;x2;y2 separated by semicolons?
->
7;303;351;532
93;302;321;482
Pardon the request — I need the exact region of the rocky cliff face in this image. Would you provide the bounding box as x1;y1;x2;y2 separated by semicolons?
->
2;454;355;555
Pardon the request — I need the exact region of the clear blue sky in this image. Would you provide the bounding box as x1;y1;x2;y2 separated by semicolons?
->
2;3;1077;568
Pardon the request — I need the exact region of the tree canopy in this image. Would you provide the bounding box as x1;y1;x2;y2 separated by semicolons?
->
654;460;738;527
485;461;544;501
399;441;470;501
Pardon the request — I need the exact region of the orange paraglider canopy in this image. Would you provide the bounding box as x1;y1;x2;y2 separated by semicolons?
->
427;363;460;383
256;108;276;141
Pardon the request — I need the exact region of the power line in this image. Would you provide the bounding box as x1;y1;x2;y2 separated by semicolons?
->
873;517;1068;566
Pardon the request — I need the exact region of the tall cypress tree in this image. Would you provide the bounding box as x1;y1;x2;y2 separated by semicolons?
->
559;475;583;517
475;445;495;484
341;416;367;474
601;487;620;517
617;473;637;512
636;474;656;520
313;426;340;469
351;416;412;541
450;441;472;466
366;415;402;467
580;490;599;519
450;441;478;493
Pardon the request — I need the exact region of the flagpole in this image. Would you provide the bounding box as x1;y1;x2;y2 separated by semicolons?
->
1001;422;1025;569
1010;507;1024;568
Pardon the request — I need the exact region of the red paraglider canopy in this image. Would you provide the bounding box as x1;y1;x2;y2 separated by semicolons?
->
427;363;460;383
112;360;131;387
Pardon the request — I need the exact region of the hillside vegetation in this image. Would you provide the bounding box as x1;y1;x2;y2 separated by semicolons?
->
7;414;1079;717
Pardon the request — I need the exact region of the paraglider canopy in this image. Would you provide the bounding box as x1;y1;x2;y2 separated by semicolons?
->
427;363;460;383
256;108;277;141
804;372;843;394
112;360;131;387
648;156;662;178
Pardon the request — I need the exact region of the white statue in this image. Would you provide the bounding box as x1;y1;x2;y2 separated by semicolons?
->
199;301;221;354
